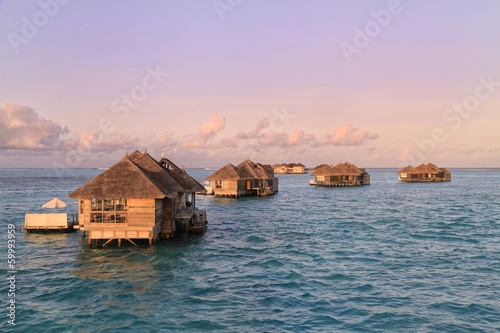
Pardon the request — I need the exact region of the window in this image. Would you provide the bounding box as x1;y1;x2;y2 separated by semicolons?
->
215;180;222;189
90;198;127;223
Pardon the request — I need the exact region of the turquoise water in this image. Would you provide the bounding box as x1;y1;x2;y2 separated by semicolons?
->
1;168;499;332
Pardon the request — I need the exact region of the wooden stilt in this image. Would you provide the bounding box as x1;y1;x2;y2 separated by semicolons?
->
102;238;114;247
126;238;137;246
118;238;122;247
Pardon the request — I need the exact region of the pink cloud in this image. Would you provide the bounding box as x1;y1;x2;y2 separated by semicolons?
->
329;124;379;146
182;112;227;148
198;112;226;140
235;118;270;139
0;104;68;149
287;129;316;146
235;119;315;147
63;129;139;153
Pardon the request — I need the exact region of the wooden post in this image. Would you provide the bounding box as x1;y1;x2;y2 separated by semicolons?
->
102;238;114;247
118;238;121;247
125;238;137;246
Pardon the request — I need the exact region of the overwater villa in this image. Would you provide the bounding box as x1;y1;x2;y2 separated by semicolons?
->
310;162;370;186
206;159;278;198
397;163;451;182
69;150;207;247
272;163;306;174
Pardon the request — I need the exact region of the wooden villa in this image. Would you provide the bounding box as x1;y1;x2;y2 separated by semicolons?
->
397;163;451;182
206;159;278;198
272;163;306;174
69;150;207;247
310;162;370;186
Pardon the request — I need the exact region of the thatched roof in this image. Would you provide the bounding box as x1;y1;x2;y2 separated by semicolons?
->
207;159;274;181
311;164;342;176
159;157;205;193
312;162;365;176
333;163;361;176
344;162;363;174
237;159;274;180
207;163;246;180
397;165;417;174
69;150;205;199
398;163;443;174
274;162;305;168
426;163;441;173
415;163;439;174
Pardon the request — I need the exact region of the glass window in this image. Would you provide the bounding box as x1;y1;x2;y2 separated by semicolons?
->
90;198;127;223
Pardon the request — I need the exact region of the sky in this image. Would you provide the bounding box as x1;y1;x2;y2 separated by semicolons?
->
1;0;499;168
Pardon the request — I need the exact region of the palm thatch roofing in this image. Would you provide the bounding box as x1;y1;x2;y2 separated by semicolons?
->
312;162;364;176
332;163;362;176
206;163;251;180
397;163;445;174
273;162;305;168
397;165;417;174
69;150;205;199
311;164;342;176
237;160;274;180
159;157;205;193
344;162;363;174
207;159;274;181
415;163;439;174
426;163;442;173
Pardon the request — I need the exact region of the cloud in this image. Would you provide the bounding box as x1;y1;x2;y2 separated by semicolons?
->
235;118;318;148
328;124;379;146
198;112;226;140
182;112;226;148
287;129;316;146
63;129;139;153
236;120;378;150
0;104;68;149
235;119;270;139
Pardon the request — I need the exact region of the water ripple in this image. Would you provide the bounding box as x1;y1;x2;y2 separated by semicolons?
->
1;169;499;332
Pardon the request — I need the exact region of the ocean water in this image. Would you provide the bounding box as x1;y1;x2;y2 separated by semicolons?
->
0;168;499;333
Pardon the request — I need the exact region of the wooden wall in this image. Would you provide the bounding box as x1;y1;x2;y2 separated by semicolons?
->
79;199;91;227
161;197;175;236
128;198;156;228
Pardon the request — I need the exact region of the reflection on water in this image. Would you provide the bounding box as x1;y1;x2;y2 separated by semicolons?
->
74;247;160;287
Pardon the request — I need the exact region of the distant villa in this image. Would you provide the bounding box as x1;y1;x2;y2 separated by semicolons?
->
397;163;451;182
206;159;278;198
272;163;306;174
69;150;207;247
310;162;370;186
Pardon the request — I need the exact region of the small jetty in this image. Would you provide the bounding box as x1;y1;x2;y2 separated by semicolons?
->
206;159;278;198
24;213;77;232
397;163;451;182
25;197;76;232
310;162;370;186
69;150;208;247
272;163;306;174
